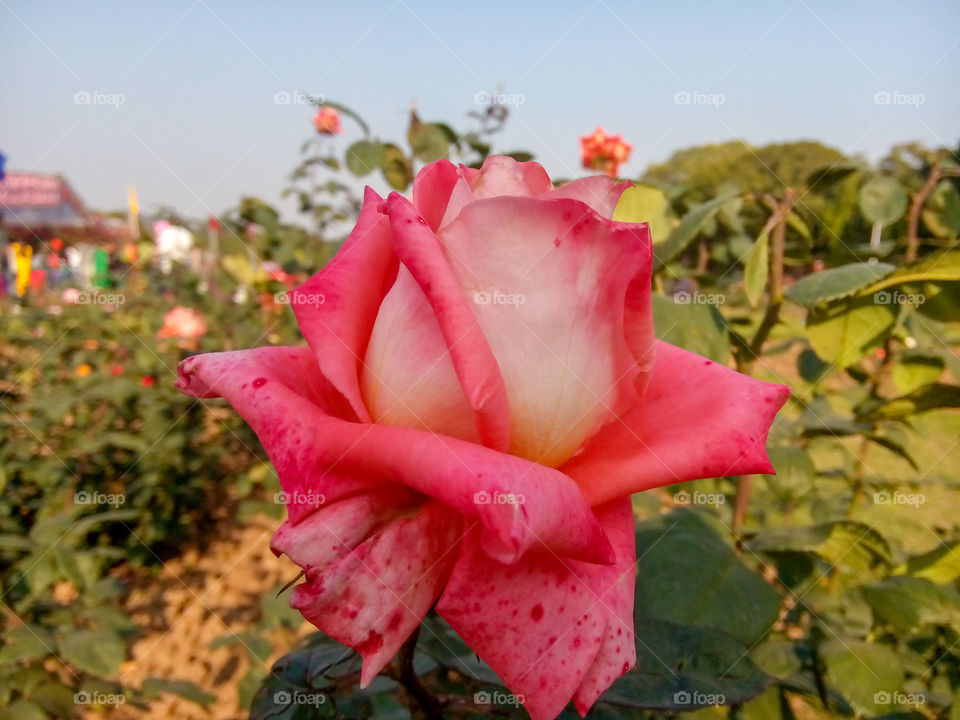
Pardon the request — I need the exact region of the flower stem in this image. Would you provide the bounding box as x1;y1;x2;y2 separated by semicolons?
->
388;625;445;720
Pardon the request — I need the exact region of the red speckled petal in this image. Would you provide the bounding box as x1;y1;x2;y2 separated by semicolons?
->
437;499;637;720
290;186;399;422
562;341;791;506
288;500;463;686
176;347;613;565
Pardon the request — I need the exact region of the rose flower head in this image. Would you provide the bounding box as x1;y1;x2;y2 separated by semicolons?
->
158;306;207;340
581;127;632;177
176;156;789;720
312;105;342;135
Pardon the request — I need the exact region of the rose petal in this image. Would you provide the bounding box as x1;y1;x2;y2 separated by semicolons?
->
412;159;461;231
437;498;636;720
362;267;481;444
288;500;462;686
176;347;613;565
438;196;652;467
562;341;791;506
547;176;632;219
377;193;511;452
290;186;399;422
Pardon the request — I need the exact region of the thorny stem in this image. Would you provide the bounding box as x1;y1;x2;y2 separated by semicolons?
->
387;625;445;720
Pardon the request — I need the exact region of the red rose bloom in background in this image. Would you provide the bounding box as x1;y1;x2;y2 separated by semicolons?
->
176;156;788;720
581;127;632;177
312;106;342;135
157;306;207;340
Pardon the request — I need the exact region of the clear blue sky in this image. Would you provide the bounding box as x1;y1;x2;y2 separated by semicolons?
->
2;0;958;221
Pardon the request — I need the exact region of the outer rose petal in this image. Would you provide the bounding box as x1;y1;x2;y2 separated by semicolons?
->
176;347;614;565
562;341;791;506
290;186;398;422
437;498;636;720
547;176;632;219
377;193;512;452
286;500;462;686
411;159;461;231
438;196;652;467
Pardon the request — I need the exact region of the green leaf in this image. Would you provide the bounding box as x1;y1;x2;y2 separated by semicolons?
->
805;295;897;368
409;124;450;163
635;510;780;645
820;639;904;716
58;630;125;677
859;176;909;225
900;543;960;584
0;699;48;720
765;447;815;500
785;211;812;242
653;193;739;271
860;251;960;298
806;164;860;191
651;293;730;364
380;144;412;191
785;262;895;308
600;618;771;711
612;183;674;244
863;576;960;633
743;230;769;307
344;140;384;177
749;521;892;571
0;626;55;665
141;678;216;706
866;383;960;419
921;180;960;238
892;352;944;394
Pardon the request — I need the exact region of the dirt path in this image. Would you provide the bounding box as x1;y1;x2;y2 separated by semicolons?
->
112;514;307;720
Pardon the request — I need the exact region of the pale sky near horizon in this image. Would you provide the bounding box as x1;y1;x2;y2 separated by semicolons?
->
1;0;958;223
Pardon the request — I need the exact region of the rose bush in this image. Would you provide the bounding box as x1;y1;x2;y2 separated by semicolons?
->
176;155;789;719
